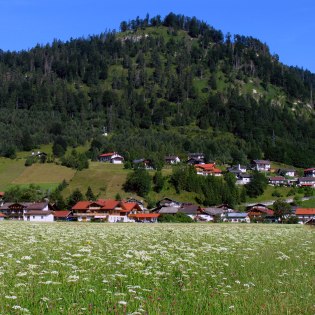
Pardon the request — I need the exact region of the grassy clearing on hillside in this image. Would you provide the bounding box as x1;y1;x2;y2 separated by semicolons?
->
12;164;75;185
0;158;25;191
246;185;296;203
63;162;132;199
299;198;315;208
0;223;313;314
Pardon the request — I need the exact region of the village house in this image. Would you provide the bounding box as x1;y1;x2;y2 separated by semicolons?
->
0;202;55;222
132;158;154;170
252;160;271;172
278;168;296;177
298;177;315;187
194;163;222;176
268;176;286;186
98;152;124;164
303;168;315;177
71;199;143;222
200;207;226;222
236;173;252;185
246;204;275;222
295;208;315;224
223;212;250;223
156;198;182;208
0;213;5;221
164;155;181;164
187;153;205;165
227;164;247;175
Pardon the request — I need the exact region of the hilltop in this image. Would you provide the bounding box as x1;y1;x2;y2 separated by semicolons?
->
0;13;314;168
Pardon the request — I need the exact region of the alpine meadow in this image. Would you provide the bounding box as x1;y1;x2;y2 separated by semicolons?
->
0;12;315;315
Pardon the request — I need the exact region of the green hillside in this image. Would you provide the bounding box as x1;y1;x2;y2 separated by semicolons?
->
0;13;314;169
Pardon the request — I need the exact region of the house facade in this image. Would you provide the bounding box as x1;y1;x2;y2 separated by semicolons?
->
298;177;315;187
252;160;271;172
295;208;315;224
223;212;250;223
71;200;143;222
278;169;296;177
165;155;181;164
236;173;252;185
194;163;222;176
268;176;286;186
304;168;315;177
0;202;55;222
98;152;124;164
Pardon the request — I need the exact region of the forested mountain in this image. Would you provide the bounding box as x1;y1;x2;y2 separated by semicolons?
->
0;13;314;166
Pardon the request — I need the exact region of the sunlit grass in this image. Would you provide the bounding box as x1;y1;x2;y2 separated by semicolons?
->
0;223;313;314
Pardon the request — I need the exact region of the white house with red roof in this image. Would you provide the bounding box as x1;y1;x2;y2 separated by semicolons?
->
295;208;315;224
71;199;143;222
194;163;222;176
98;152;124;164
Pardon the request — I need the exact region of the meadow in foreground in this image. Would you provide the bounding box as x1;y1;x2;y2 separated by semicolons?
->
0;223;314;315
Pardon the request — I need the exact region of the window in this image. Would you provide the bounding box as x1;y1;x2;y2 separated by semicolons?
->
33;216;35;219
41;216;44;219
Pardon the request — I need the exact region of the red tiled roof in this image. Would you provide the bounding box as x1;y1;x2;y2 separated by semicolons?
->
213;168;222;173
129;213;160;218
72;201;91;210
195;163;216;170
296;208;315;215
0;213;6;217
121;202;138;211
0;192;5;197
54;211;71;218
101;199;120;210
99;152;115;157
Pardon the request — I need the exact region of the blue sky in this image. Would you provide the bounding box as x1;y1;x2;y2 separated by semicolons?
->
0;0;314;73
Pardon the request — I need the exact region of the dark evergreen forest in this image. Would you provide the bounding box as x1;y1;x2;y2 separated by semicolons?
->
0;13;314;167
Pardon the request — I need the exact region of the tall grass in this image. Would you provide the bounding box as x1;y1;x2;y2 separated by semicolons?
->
0;223;313;314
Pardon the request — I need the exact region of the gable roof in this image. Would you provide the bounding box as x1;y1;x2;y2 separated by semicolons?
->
99;152;115;157
101;199;120;210
159;207;179;214
72;201;91;210
178;204;199;214
54;211;71;218
253;160;270;164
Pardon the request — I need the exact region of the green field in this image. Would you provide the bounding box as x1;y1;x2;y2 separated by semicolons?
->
62;162;133;199
0;223;313;314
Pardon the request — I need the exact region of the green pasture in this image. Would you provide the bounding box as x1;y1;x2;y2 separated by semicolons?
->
0;223;313;314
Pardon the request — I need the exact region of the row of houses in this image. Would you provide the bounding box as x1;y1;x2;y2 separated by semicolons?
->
151;198;315;224
228;164;315;187
0;196;314;224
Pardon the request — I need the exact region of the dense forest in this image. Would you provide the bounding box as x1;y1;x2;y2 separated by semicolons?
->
0;13;314;166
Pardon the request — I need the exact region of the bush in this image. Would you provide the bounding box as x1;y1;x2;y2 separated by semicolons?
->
285;216;299;224
158;213;194;223
25;157;34;167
